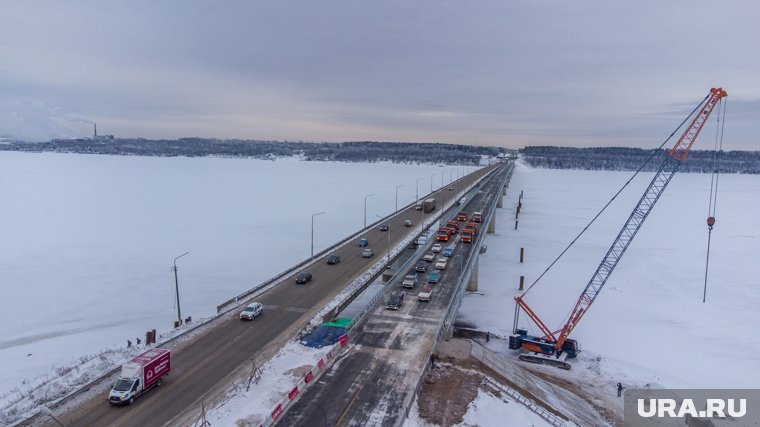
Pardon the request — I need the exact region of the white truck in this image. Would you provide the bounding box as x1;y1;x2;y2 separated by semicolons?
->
108;348;171;405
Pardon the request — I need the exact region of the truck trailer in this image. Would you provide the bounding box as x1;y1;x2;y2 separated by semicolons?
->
108;348;171;405
422;198;437;213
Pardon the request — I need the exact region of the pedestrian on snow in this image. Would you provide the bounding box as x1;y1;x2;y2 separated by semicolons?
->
617;382;623;397
127;340;132;348
136;337;142;345
430;353;436;368
486;332;490;343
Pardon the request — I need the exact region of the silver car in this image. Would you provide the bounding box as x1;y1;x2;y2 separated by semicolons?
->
239;302;263;320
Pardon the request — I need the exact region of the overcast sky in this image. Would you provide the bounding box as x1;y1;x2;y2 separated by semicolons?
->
1;1;758;149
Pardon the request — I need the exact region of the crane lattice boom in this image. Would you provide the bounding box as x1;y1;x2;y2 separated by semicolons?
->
514;87;727;359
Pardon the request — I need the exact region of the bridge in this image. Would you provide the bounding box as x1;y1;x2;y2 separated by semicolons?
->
28;162;512;427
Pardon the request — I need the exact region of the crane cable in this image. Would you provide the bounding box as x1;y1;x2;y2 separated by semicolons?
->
520;93;710;297
703;97;727;303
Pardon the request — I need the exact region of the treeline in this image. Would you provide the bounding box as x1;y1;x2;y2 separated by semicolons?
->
520;146;760;174
0;138;506;165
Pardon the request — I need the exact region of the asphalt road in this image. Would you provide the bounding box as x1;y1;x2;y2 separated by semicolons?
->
36;164;499;427
278;165;509;426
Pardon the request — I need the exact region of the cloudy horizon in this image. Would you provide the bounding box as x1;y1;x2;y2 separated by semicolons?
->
1;1;758;149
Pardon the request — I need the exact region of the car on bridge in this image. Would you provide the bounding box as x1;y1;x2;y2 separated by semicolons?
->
435;257;448;270
431;243;443;253
357;237;369;247
427;270;441;284
417;286;432;301
442;247;454;257
404;219;413;227
457;211;468;221
326;254;341;265
379;223;389;231
239;302;263;320
362;248;374;258
386;291;405;310
415;260;428;272
295;272;312;284
402;274;418;288
423;251;435;262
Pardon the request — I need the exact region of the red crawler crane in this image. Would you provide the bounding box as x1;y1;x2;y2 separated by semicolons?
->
510;88;728;369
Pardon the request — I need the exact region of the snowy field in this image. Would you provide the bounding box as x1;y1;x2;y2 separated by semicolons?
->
460;161;760;390
0;152;457;395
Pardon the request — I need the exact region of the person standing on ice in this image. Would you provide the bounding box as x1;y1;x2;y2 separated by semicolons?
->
617;382;623;397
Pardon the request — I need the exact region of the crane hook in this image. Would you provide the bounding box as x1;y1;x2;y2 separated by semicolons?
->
707;216;715;230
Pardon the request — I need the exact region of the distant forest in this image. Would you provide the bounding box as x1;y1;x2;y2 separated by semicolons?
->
520;146;760;174
0;138;507;165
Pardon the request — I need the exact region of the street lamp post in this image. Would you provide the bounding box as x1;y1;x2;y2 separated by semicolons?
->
395;184;404;212
172;251;189;326
364;193;375;228
416;178;424;203
311;211;325;258
376;215;391;266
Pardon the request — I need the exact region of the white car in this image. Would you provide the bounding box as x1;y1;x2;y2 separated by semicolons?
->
417;286;432;302
431;243;443;253
435;257;448;270
423;251;436;262
239;302;263;320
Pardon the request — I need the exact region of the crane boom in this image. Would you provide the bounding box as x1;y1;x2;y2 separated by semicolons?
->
511;88;727;365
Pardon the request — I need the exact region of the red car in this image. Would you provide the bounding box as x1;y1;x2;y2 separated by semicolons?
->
456;211;468;221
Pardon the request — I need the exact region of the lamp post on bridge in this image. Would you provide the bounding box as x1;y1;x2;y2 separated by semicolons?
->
364;193;375;229
376;214;391;266
311;211;325;258
172;251;189;327
395;184;404;212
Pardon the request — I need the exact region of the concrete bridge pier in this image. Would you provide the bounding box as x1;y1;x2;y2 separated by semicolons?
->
487;214;496;234
467;256;479;291
497;191;503;208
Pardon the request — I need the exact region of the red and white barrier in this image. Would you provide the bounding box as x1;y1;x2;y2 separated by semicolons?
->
260;333;351;427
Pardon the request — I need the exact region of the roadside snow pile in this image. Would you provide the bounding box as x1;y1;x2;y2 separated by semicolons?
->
206;340;335;426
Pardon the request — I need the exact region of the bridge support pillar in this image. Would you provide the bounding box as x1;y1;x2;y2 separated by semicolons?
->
503;184;507;195
487;214;496;234
497;192;503;208
467;256;479;291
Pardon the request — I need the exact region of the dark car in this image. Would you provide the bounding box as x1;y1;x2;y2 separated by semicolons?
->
357;237;369;247
386;291;405;310
295;272;312;284
326;254;341;265
415;260;428;272
379;223;389;231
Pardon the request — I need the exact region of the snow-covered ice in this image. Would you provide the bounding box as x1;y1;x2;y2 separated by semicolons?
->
460;160;760;389
0;152;455;396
